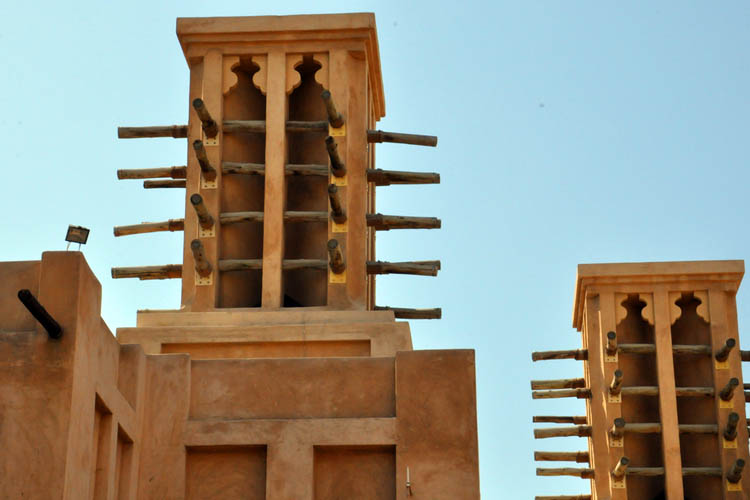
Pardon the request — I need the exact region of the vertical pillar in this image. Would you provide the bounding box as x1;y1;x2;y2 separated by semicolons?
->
583;294;609;498
266;442;313;500
191;49;223;310
344;50;368;308
653;289;685;499
709;287;749;498
261;49;288;308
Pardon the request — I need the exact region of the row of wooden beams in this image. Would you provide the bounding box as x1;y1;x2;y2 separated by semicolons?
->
119;123;435;146
115;213;440;236
532;343;729;362
537;467;725;478
120;162;441;187
112;261;441;278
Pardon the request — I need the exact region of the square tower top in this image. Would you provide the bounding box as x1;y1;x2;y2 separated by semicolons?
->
176;13;385;120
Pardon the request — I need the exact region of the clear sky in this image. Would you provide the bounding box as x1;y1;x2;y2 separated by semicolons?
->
2;1;750;497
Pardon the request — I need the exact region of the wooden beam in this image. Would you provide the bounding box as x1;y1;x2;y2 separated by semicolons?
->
367;129;438;147
219;259;327;272
327;239;345;274
287;164;328;176
373;306;441;320
366;260;440;277
117;166;186;180
223;120;266;134
366;214;441;230
536;468;594;479
328;184;346;224
532;416;587;425
530;378;586;390
286;120;328;132
222;162;264;175
321;90;344;128
111;265;182;280
144;180;186;189
117;125;187;138
532;389;591;400
531;349;588;361
192;98;218;138
534;451;589;463
325;136;346;177
113;219;184;237
534;426;592;439
190;239;212;277
366;168;440;186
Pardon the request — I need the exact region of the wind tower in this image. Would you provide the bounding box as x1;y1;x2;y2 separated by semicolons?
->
531;261;750;500
107;13;478;499
0;13;479;500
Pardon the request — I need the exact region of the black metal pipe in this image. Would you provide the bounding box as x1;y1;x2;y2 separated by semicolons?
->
17;289;62;339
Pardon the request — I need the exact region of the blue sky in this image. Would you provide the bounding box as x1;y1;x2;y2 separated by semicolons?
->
2;2;749;497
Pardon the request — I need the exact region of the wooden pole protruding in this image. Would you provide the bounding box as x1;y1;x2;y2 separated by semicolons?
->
742;350;750;362
366;214;441;230
727;459;745;484
605;331;617;356
719;377;739;401
190;194;214;230
536;468;594;479
366;168;440;186
223;120;266;134
223;162;265;175
117;125;188;139
111;265;182;280
534;496;591;500
530;379;586;390
715;338;736;362
534;451;590;464
219;259;326;272
367;129;438;147
286;121;328;132
17;289;62;339
533;416;588;425
366;260;440;277
611;418;626;439
532;389;591;400
373;306;441;320
192;98;218;138
190;239;212;277
724;412;739;441
114;219;184;237
531;349;588;362
117;166;187;180
534;426;592;439
327;239;345;274
193;140;217;182
325;136;346;177
328;184;346;224
144;180;186;189
614;422;718;434
612;456;630;479
321;90;344;128
609;369;624;396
